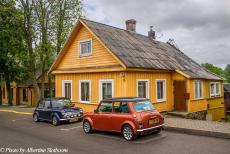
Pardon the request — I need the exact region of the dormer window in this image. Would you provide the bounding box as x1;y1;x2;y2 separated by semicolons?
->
79;39;92;56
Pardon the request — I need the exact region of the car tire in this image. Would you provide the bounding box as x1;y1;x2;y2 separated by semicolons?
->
52;116;60;126
122;124;136;141
33;113;40;122
83;120;93;134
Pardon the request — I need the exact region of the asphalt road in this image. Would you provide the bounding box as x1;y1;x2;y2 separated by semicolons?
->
0;112;230;154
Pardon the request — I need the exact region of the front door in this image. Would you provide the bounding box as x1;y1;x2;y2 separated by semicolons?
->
93;102;113;130
173;81;187;111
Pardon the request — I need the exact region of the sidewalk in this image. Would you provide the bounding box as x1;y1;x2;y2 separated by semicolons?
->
0;104;34;115
165;117;230;139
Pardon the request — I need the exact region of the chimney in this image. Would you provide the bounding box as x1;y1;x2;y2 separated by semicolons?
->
148;26;156;40
125;19;136;32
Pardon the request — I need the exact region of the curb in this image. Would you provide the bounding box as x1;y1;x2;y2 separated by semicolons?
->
165;126;230;140
0;109;33;115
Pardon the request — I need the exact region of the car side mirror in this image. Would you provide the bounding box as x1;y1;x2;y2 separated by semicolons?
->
94;109;98;113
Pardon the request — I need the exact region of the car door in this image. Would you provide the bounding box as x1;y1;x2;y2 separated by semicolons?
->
93;102;113;131
43;100;52;121
36;100;45;119
111;102;132;132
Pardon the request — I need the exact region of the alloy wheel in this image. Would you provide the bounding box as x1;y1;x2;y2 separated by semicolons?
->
83;120;91;133
33;114;39;122
122;125;134;141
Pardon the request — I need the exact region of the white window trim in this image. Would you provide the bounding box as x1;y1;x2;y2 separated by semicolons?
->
215;82;221;96
78;38;93;57
79;80;91;103
194;80;203;99
136;79;149;99
156;79;167;102
99;79;114;101
62;80;73;100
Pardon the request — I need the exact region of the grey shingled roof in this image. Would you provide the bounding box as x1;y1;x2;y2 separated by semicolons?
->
81;19;223;80
224;84;230;93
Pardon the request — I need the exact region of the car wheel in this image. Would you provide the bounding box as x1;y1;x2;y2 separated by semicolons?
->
122;125;136;141
33;113;39;122
52;116;59;126
83;120;92;134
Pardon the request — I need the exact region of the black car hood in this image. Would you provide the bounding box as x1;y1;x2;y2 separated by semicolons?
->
52;106;80;112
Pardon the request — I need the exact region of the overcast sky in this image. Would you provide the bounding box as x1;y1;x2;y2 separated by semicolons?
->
83;0;230;69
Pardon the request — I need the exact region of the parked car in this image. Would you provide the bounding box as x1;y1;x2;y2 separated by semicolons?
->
33;97;83;126
83;97;164;141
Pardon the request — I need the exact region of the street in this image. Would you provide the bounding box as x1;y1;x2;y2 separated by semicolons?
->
0;112;230;154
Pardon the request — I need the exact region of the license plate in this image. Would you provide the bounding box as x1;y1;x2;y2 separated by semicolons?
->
69;118;78;122
149;118;159;125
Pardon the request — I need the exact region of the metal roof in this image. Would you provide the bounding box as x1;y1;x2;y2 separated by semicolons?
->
81;19;223;80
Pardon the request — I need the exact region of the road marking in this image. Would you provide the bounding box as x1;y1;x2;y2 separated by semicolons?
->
12;118;29;122
60;126;82;131
0;109;32;115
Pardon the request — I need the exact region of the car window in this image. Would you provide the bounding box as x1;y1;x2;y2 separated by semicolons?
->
113;102;130;113
133;101;155;112
52;99;71;107
98;102;112;113
44;101;51;109
38;100;44;109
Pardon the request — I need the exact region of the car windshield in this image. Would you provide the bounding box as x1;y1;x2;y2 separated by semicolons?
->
52;99;72;108
132;100;155;112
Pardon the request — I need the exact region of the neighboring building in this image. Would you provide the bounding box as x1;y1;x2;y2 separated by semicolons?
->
49;18;225;121
224;84;230;113
1;71;54;106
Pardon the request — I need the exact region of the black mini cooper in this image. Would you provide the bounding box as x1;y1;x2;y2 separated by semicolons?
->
33;97;83;126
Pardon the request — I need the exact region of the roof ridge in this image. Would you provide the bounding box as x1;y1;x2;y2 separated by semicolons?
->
80;18;160;43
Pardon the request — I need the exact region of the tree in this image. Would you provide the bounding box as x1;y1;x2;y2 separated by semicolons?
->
225;64;230;83
18;0;83;103
0;0;27;105
201;63;225;78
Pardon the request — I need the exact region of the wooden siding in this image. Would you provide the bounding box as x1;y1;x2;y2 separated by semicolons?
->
55;71;174;112
56;24;120;70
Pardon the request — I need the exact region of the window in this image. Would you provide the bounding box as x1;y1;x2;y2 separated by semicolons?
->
210;82;221;97
133;100;155;112
99;80;114;101
98;102;112;113
79;80;91;103
210;82;215;97
79;39;92;56
38;100;44;109
44;101;51;109
23;88;28;101
62;80;72;100
137;80;149;98
156;79;166;102
194;80;203;99
113;102;130;113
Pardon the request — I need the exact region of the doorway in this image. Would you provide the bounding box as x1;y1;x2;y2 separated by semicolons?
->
173;81;187;111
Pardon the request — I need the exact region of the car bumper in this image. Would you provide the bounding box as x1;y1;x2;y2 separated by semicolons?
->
136;123;165;133
59;116;83;122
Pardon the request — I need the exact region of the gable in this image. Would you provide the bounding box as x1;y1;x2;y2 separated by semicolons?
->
53;23;122;72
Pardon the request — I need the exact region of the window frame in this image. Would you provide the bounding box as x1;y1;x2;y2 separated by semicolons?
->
210;82;221;97
79;80;91;103
194;80;203;99
136;79;149;99
62;80;72;100
210;82;216;97
156;79;167;102
99;79;114;101
78;38;93;57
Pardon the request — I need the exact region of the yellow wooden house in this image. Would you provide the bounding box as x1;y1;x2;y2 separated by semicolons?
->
49;18;225;121
1;71;54;106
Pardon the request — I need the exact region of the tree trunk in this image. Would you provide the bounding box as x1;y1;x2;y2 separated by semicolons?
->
48;74;53;97
6;81;12;106
33;80;41;106
0;85;2;105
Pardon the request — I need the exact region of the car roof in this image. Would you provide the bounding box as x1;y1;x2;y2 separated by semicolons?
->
101;97;149;102
43;97;70;101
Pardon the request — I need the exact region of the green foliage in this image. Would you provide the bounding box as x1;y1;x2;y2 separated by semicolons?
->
224;64;230;83
201;63;225;78
0;0;27;82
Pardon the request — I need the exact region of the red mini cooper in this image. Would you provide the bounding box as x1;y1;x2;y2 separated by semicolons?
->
83;97;164;141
